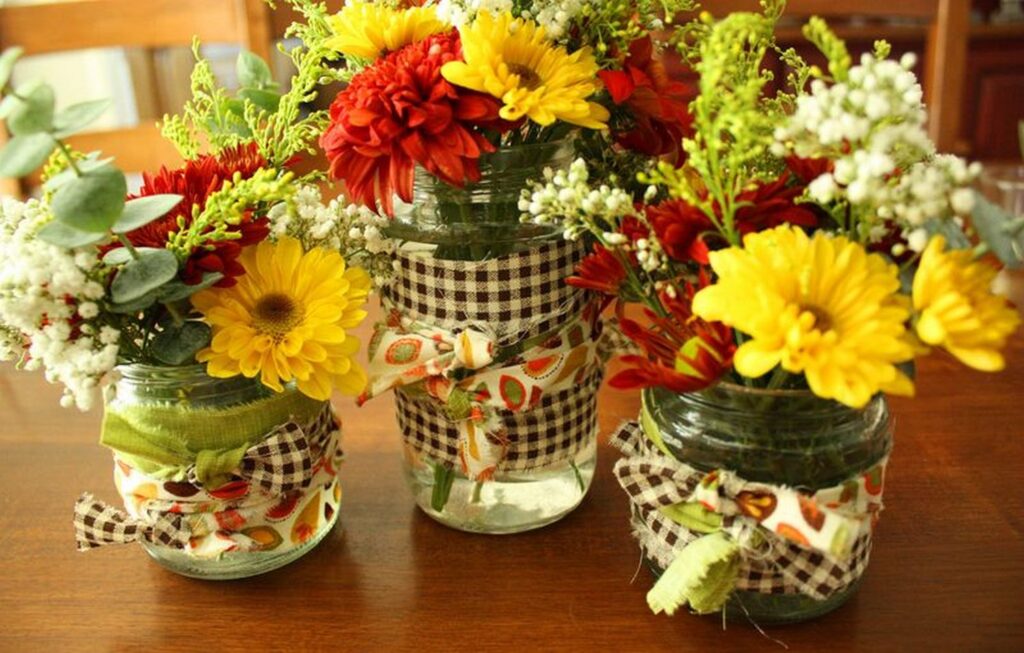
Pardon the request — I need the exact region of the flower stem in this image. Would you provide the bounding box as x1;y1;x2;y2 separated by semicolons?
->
116;235;140;260
55;139;82;176
431;463;455;513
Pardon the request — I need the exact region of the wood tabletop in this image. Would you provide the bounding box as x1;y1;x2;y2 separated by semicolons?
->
1;276;1023;653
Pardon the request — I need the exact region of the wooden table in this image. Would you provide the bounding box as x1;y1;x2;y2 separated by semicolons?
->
1;277;1023;653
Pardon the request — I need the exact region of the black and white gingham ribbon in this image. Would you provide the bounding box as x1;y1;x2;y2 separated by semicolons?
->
74;493;189;551
612;421;872;600
396;367;602;473
383;239;589;345
74;404;339;552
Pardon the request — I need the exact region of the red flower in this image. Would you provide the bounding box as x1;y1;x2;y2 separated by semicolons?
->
733;172;819;235
567;244;630;296
598;36;693;163
321;31;505;216
609;281;734;394
785;155;833;185
645;199;713;264
112;142;270;287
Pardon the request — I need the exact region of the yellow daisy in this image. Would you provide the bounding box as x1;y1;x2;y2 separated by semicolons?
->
912;235;1020;371
692;225;916;408
441;11;609;129
326;2;447;61
192;236;371;401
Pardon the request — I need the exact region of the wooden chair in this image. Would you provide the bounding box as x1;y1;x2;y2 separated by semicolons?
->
0;0;274;197
703;0;970;153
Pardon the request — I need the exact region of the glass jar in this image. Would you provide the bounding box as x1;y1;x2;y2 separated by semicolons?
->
642;382;892;624
103;364;341;579
386;139;573;259
383;138;600;533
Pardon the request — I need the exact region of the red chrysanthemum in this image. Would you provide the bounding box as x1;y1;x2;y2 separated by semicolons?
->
732;171;820;235
645;199;713;264
610;280;735;394
598;36;694;163
109;142;270;287
785;155;833;185
567;244;631;296
321;31;505;216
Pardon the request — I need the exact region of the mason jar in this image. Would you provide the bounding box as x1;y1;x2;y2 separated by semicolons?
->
381;138;601;533
103;364;342;579
641;382;893;623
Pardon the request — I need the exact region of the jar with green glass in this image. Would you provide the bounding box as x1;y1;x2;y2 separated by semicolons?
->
618;382;892;624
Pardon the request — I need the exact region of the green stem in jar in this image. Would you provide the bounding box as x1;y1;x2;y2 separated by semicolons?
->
431;463;456;513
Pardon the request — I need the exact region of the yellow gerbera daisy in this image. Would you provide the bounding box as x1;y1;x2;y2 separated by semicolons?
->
912;235;1020;371
192;236;371;401
692;225;916;408
326;2;447;61
441;11;609;129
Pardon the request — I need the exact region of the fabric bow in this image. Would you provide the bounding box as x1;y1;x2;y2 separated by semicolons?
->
362;312;600;480
74;493;190;551
612;415;886;615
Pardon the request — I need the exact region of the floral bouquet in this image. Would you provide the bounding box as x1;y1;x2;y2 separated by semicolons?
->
523;1;1022;623
281;0;696;530
0;29;392;577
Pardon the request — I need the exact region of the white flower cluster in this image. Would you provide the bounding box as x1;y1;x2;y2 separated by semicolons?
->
519;158;635;242
267;185;396;286
435;0;513;27
0;198;119;410
520;0;586;40
775;53;980;247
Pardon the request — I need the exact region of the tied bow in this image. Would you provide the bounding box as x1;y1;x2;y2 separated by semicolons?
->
74;493;189;551
611;418;885;615
362;314;599;481
75;407;338;552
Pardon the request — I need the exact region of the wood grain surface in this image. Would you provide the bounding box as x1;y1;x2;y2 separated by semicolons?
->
0;276;1022;653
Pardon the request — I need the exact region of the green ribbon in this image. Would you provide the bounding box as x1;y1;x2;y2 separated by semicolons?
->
101;390;324;488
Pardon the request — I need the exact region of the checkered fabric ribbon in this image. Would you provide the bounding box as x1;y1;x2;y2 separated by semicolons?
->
612;420;882;609
396;367;603;473
74;403;338;552
383;238;589;345
74;493;190;550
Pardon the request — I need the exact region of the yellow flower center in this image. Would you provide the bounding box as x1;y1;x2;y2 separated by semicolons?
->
801;305;833;332
253;292;304;339
507;63;542;90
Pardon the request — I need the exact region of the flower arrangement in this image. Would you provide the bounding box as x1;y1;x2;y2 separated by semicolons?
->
523;6;1021;408
0;28;394;410
521;0;1023;620
313;0;697;224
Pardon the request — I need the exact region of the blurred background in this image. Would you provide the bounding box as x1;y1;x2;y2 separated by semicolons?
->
0;0;1021;195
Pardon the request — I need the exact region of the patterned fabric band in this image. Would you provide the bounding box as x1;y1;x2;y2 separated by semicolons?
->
396;367;603;474
367;239;602;481
383;239;590;345
74;403;343;557
611;418;886;616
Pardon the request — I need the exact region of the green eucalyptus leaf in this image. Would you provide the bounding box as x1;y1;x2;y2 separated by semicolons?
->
51;164;127;232
111;194;182;234
0;94;19;120
149;320;211;366
0;132;55;177
237;50;274;90
7;82;55;135
157;272;224;302
107;290;158;314
971;191;1024;269
238;87;280;113
42;155;114;192
923;217;971;250
110;248;179;303
52;99;111;138
102;246;159;266
36;220;108;248
0;47;24;90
